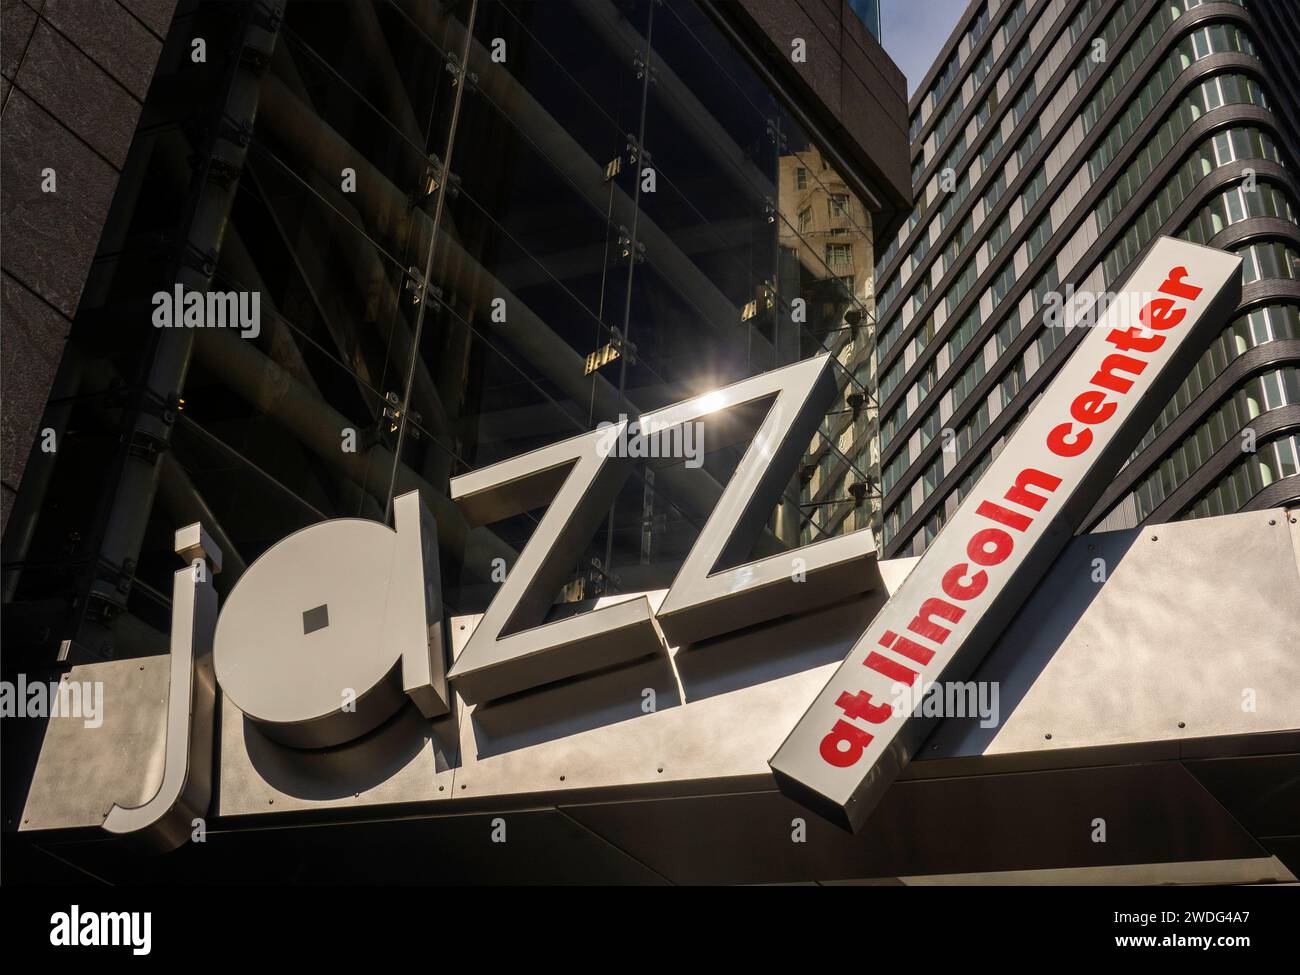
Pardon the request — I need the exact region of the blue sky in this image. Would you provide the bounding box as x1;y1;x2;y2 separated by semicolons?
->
879;0;972;98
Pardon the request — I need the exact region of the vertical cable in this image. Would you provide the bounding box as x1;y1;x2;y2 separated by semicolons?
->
602;0;657;589
384;0;480;524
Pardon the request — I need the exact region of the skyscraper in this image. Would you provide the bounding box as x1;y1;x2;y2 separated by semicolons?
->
873;0;1300;558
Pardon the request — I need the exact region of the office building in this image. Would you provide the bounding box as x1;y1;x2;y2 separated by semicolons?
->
873;0;1300;557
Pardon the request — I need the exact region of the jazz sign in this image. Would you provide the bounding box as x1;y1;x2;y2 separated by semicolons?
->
97;237;1239;847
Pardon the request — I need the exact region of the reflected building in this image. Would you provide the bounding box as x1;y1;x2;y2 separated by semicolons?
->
777;148;878;540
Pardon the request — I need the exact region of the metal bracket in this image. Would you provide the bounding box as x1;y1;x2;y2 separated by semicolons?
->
205;156;244;189
125;429;171;464
616;227;645;265
405;266;425;305
178;244;219;277
238;45;273;75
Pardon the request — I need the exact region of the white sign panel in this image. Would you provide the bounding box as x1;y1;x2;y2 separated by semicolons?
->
770;237;1242;831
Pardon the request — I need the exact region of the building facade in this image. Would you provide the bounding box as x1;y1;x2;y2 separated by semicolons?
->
4;0;1298;887
873;0;1300;557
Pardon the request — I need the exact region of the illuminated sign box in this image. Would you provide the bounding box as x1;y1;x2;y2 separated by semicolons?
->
770;237;1242;832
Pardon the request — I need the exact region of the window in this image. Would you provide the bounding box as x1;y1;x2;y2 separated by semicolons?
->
942;216;973;272
945;308;981;362
946;262;979;315
1016;122;1041;168
798;207;813;233
1001;0;1027;44
983;169;1007;216
1025;215;1053;262
990;262;1015;306
826;243;853;268
968;3;990;45
916;359;939;401
1005;41;1031;84
1011;79;1036;124
986;212;1011;259
795;167;808;190
980;128;1004;172
828;194;851;219
951;353;987;409
934;94;966;146
919;408;942;449
929;52;961;111
1020;166;1046;212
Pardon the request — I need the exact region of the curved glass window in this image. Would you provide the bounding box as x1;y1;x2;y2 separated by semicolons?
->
1185;434;1300;518
1123;368;1300;520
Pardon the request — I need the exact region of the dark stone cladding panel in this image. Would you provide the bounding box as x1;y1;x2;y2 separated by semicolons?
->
1;483;16;532
0;89;122;317
40;0;163;99
0;0;172;532
718;0;912;242
115;0;176;40
1146;403;1300;522
878;3;1258;387
1083;336;1300;525
10;19;141;168
878;59;1283;500
0;272;69;498
1;0;39;81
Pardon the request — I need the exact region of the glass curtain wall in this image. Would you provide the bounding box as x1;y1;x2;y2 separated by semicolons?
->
2;0;879;665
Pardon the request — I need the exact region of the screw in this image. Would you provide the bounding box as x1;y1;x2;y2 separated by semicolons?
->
1150;535;1158;541
1045;733;1053;740
1178;721;1186;729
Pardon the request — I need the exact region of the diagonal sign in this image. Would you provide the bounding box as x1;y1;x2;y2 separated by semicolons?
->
770;237;1243;831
